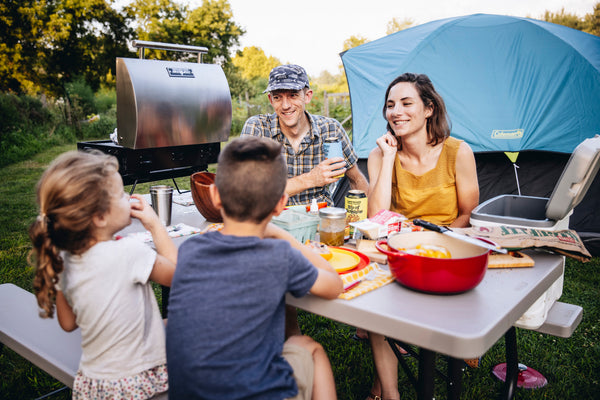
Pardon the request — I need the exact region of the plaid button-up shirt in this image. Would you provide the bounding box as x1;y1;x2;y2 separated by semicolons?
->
241;111;358;206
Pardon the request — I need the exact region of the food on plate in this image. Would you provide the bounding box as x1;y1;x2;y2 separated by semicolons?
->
399;244;452;259
305;240;333;260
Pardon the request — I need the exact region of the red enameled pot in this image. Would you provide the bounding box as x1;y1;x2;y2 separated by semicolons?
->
376;231;490;294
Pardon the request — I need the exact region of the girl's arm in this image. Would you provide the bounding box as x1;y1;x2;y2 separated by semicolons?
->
450;141;480;228
130;195;177;286
264;223;343;299
148;254;176;287
367;133;398;217
56;291;78;332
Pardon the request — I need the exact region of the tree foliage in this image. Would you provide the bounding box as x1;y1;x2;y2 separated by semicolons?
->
584;2;600;36
0;0;44;94
1;0;598;110
0;0;133;97
386;17;415;35
125;0;187;56
542;2;600;35
232;46;280;81
342;35;369;52
184;0;244;64
0;0;243;98
125;0;243;64
543;8;587;30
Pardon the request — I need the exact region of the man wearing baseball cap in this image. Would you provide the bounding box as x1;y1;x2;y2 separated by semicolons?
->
242;64;368;208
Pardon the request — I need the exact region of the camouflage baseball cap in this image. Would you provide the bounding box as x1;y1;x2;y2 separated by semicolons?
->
264;64;310;93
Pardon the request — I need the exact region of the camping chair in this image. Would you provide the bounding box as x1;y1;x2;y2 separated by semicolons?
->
332;159;369;208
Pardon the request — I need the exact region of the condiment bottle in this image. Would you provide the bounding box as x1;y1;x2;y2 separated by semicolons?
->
319;207;347;246
309;198;319;215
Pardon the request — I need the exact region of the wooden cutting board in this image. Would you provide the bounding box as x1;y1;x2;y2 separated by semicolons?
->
488;251;535;268
353;239;388;264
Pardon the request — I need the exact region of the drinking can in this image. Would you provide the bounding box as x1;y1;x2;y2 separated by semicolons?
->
323;137;345;178
345;190;368;237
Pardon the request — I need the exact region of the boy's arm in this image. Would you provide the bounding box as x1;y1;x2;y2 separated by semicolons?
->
265;223;343;299
309;268;344;299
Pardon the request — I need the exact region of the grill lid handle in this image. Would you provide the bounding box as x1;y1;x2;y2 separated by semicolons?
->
132;40;209;63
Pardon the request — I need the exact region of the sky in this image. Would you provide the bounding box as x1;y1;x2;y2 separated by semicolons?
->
190;0;597;77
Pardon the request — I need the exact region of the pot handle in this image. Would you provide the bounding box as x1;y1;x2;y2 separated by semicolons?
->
375;240;399;256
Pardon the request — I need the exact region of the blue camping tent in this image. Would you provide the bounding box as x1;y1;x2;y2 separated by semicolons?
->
341;13;600;158
339;14;600;254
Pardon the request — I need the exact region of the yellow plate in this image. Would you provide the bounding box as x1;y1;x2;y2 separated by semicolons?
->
329;248;361;273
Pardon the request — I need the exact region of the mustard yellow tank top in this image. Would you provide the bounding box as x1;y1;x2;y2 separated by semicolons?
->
391;137;461;226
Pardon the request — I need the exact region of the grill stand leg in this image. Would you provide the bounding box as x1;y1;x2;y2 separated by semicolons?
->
129;180;138;195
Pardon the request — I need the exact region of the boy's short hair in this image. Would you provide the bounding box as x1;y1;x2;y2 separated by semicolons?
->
215;136;287;222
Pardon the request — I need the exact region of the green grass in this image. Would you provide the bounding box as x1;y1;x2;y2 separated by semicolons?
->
1;144;599;399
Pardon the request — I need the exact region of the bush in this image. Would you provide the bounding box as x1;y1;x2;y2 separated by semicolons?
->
330;103;353;133
0;93;65;167
0;94;20;136
230;95;272;136
0;93;54;137
0;89;116;168
65;77;96;121
95;87;116;114
80;109;116;140
230;99;247;136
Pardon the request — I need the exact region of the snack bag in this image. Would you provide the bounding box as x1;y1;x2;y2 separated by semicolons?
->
351;210;411;239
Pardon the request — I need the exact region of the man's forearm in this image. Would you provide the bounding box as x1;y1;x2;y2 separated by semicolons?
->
285;173;314;197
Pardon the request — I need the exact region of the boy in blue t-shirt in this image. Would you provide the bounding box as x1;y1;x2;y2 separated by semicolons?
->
166;136;343;399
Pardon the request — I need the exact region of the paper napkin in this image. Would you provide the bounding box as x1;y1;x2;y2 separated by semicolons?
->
338;263;395;300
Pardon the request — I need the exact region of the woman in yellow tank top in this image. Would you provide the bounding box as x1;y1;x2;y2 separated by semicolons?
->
364;73;479;400
367;73;479;227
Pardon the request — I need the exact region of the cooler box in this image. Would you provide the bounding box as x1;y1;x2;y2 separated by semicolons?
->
470;136;600;329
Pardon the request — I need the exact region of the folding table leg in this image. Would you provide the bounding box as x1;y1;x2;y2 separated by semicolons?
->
417;348;436;400
501;326;519;400
447;357;463;400
387;339;418;389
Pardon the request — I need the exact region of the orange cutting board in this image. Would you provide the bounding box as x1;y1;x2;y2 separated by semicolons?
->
488;251;535;268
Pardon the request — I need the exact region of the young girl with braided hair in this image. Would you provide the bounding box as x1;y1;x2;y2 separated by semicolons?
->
29;150;177;399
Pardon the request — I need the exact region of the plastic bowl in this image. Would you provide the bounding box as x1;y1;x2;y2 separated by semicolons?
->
190;171;222;222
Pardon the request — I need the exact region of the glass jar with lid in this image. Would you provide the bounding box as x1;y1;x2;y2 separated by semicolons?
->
319;207;346;246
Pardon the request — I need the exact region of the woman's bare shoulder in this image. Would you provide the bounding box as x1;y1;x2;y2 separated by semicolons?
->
368;146;384;159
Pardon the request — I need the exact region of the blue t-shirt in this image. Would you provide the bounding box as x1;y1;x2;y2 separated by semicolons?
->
166;231;319;399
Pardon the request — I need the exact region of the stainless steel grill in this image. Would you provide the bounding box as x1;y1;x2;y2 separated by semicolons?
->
78;40;232;190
